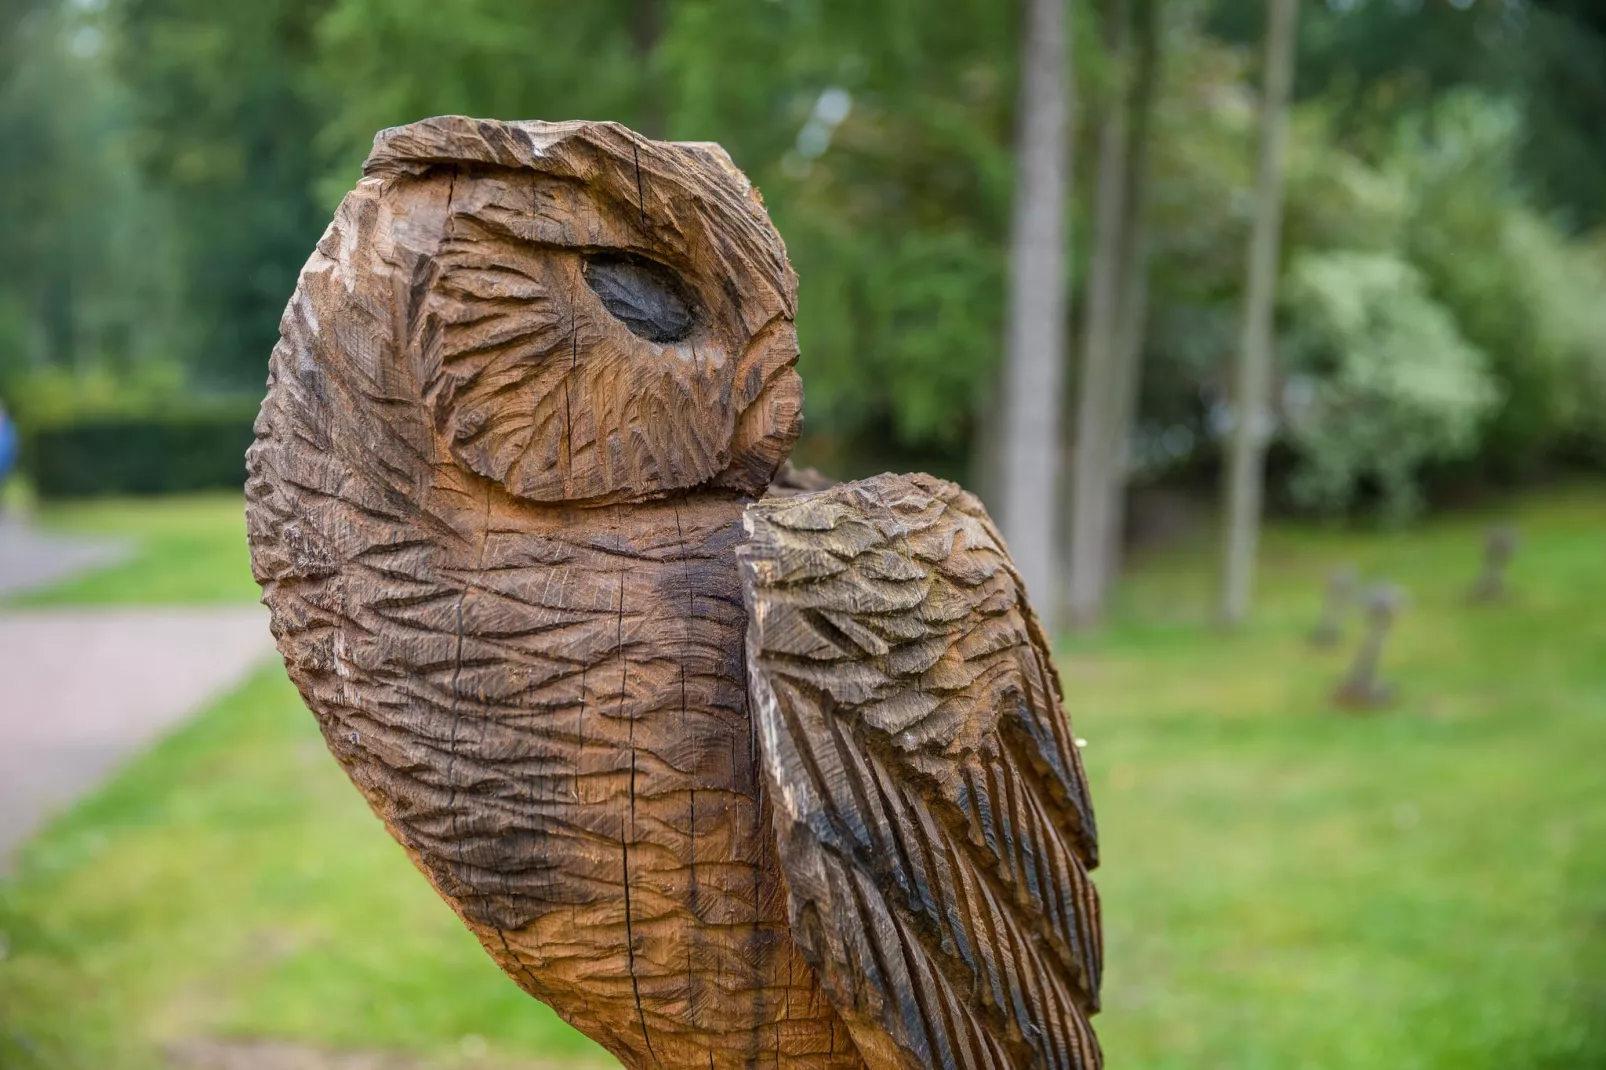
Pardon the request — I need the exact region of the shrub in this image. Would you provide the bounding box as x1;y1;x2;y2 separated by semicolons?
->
1280;250;1499;519
1394;95;1606;480
28;405;258;499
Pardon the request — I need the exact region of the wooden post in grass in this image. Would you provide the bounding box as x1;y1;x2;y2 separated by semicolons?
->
1468;525;1518;604
1333;584;1403;710
1308;565;1357;648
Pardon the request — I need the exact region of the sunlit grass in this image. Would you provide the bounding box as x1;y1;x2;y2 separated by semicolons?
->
1;486;1603;1068
1077;484;1606;1069
7;493;258;607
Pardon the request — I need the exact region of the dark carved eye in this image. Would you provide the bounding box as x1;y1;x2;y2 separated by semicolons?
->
583;253;696;344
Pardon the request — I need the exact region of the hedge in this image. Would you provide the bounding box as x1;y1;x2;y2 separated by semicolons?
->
28;407;258;499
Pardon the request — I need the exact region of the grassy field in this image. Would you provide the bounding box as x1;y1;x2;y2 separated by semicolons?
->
6;493;259;607
2;487;1603;1068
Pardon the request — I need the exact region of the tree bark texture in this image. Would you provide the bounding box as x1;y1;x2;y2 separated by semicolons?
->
999;0;1073;632
1067;0;1132;628
1101;0;1160;584
1219;0;1300;627
743;474;1103;1070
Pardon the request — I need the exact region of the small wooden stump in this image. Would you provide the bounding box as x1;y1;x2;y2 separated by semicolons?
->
1468;524;1518;604
1332;584;1404;711
1307;565;1358;648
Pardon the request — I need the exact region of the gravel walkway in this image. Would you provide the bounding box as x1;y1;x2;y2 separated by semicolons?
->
0;605;275;869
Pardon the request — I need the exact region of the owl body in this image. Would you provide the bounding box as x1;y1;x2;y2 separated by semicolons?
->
254;452;855;1066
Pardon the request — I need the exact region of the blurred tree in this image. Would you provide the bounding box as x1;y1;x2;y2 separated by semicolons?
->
743;0;1023;479
1281;249;1497;519
1067;0;1131;628
1065;0;1159;626
105;0;332;389
5;0;1599;528
312;0;650;192
1219;0;1297;627
1520;0;1606;230
0;0;180;409
1102;0;1160;582
998;0;1073;627
1212;0;1606;231
1397;97;1606;483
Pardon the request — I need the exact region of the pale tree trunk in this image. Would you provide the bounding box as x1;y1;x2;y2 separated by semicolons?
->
1103;0;1160;581
1067;0;1130;628
1218;0;1299;627
999;0;1073;631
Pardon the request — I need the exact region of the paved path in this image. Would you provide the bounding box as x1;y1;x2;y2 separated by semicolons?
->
0;518;133;598
0;606;275;869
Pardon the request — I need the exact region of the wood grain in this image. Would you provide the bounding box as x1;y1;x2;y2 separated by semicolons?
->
740;474;1102;1070
245;116;1101;1070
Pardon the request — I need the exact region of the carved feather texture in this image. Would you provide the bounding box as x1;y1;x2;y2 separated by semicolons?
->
739;474;1102;1070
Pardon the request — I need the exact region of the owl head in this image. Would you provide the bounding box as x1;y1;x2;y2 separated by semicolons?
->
270;116;802;509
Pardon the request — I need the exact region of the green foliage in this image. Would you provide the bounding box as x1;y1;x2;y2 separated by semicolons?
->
6;0;1606;514
1280;250;1497;518
1139;81;1606;508
104;0;331;388
1210;0;1606;231
2;361;190;429
1395;95;1606;480
1513;1;1606;231
28;406;258;499
0;0;181;394
767;0;1019;454
312;0;651;201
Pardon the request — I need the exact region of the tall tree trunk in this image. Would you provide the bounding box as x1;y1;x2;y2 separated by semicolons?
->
1218;0;1299;627
1067;0;1130;628
633;0;667;139
999;0;1073;630
1103;0;1160;581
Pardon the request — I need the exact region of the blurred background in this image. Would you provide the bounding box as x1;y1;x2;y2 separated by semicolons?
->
0;0;1603;1067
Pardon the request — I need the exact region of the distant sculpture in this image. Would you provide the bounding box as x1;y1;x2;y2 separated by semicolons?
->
245;117;1102;1070
1332;585;1404;710
1307;565;1358;648
1468;525;1519;603
763;458;837;497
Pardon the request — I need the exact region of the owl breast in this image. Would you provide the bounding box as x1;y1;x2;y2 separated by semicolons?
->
253;482;860;1070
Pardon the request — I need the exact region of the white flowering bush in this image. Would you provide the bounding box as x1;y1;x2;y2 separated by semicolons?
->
1280;250;1500;518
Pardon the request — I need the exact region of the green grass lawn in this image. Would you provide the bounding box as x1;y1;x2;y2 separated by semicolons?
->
7;493;258;606
2;487;1603;1068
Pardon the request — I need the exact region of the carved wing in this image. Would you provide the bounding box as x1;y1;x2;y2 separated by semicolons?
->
738;473;1102;1070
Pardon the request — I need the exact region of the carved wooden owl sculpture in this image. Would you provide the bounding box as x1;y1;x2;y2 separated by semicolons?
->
246;116;1101;1070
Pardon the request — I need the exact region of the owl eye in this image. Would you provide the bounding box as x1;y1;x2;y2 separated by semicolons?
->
583;253;696;344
